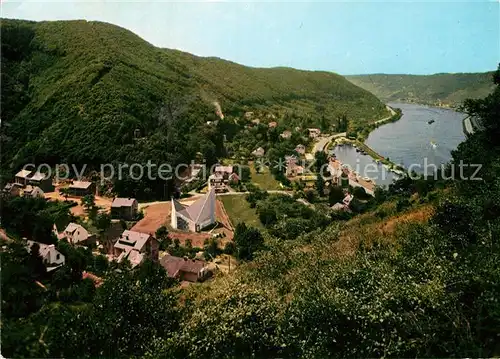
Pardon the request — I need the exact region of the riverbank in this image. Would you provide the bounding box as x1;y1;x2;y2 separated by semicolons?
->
332;137;406;174
351;106;403;142
335;106;406;173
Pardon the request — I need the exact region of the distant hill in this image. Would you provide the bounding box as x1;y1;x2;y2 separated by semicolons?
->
346;72;495;107
1;19;387;175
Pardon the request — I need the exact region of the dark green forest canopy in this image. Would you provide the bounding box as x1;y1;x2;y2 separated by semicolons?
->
346;72;495;107
0;18;387;177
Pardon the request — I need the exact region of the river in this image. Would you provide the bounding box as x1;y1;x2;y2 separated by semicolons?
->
331;103;466;186
366;103;466;173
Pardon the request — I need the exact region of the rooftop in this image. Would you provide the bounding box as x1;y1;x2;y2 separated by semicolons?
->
215;165;233;174
160;255;206;278
15;169;32;179
114;230;151;252
69;181;92;189
29;171;47;181
112;197;137;208
173;188;216;225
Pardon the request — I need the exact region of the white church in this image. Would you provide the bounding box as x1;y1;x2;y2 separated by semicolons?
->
171;188;216;232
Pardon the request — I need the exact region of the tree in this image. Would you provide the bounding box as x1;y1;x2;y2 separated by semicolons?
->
60;187;70;201
156;226;169;240
81;194;97;219
94;213;111;233
314;151;328;173
315;174;325;197
156;226;172;250
304;189;316;203
352;186;368;199
234;223;264;260
328;185;344;205
93;254;109;275
234;165;251;182
223;241;236;255
203;238;220;260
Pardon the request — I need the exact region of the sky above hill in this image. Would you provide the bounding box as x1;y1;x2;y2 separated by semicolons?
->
2;0;499;75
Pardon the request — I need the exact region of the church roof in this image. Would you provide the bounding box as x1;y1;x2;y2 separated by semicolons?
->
175;189;215;225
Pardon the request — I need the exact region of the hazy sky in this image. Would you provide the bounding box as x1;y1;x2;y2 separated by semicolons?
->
2;0;499;75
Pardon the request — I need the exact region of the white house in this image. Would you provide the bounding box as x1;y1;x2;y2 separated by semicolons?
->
27;240;65;268
308;128;321;138
61;223;96;246
113;230;159;267
295;144;306;155
23;185;45;199
252;147;265;157
171;189;216;232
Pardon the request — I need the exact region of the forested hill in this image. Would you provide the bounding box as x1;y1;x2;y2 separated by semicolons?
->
346;72;495;107
1;18;386;175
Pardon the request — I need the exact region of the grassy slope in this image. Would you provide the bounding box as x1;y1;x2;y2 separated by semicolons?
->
1;19;387;173
219;195;263;229
249;163;281;190
346;72;495;106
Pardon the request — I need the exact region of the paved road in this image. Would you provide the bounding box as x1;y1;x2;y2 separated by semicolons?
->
311;132;346;154
374;105;397;125
217;190;293;196
138;190;294;209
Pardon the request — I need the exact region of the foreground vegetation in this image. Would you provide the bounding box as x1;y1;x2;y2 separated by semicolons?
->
347;72;495;107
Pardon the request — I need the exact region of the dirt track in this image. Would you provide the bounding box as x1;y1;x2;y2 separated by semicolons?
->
44;190;112;217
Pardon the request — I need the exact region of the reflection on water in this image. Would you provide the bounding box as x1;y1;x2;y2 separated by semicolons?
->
365;103;466;173
332;144;398;187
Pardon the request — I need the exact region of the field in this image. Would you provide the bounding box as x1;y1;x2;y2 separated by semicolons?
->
219;195;263;229
249;162;281;190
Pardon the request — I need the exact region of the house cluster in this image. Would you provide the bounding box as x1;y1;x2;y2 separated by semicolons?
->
327;158;375;196
295;144;306;155
280;127;321;141
208;165;239;193
3;169;54;198
113;230;159;268
26;240;66;271
67;180;95;196
252;147;265;158
285;155;305;177
111;197;138;220
28;220;211;283
160;255;210;283
308;128;321;138
331;193;354;212
184;164;203;184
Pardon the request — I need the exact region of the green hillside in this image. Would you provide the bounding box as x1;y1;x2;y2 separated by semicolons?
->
2;67;500;359
1;19;387;178
346;72;495;107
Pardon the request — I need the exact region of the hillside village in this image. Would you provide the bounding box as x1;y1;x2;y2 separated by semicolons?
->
1;108;390;287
